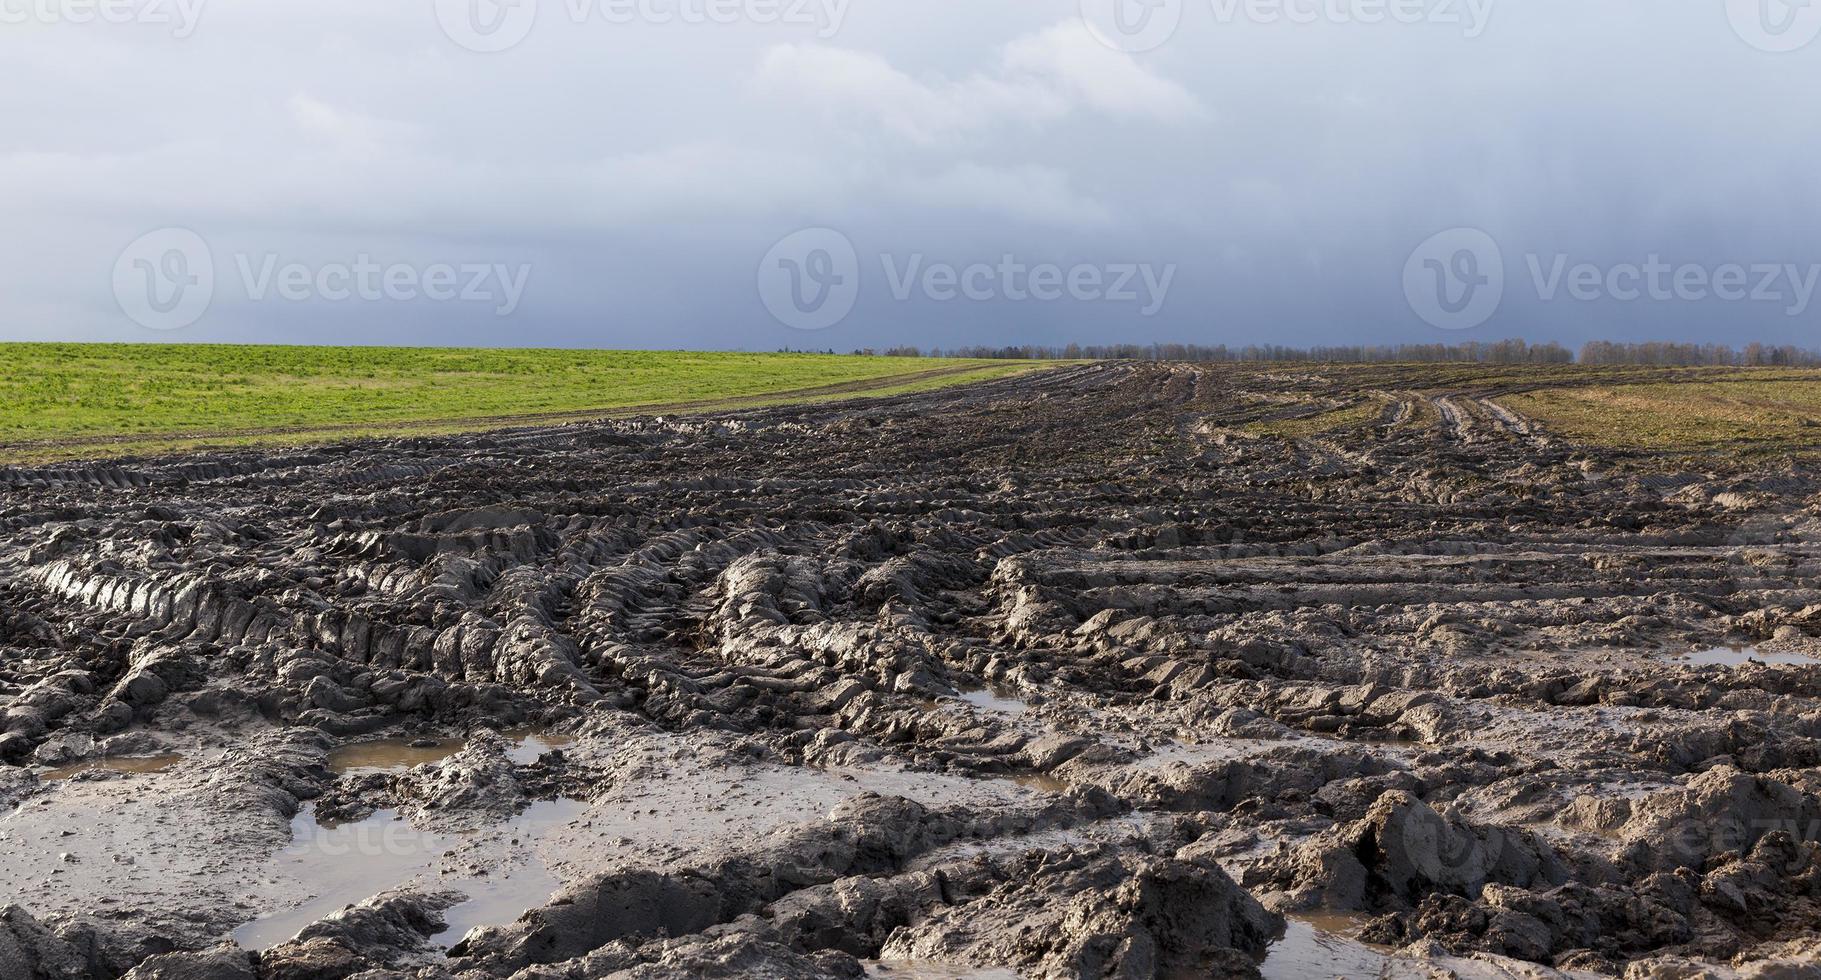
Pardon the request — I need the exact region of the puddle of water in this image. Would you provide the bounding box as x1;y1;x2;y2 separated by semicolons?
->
232;806;453;950
232;798;585;951
328;739;464;775
1010;773;1072;794
1669;646;1821;668
39;754;185;782
955;686;1029;717
328;729;573;776
329;735;466;775
430;799;581;944
1258;915;1402;980
505;731;574;764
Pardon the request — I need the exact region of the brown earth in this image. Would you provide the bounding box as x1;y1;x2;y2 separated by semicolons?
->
2;362;1820;979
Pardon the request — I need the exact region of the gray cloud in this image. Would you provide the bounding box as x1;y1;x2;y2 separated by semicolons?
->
3;0;1817;349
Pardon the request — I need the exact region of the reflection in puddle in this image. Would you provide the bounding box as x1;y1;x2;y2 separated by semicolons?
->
40;754;185;781
233;798;585;951
231;807;452;950
328;730;574;776
1010;773;1072;794
956;686;1029;717
1671;646;1821;668
1259;915;1402;980
505;731;574;764
228;728;585;950
327;739;463;775
433;829;565;943
430;799;582;945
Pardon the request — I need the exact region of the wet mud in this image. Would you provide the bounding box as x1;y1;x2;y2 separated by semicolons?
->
3;363;1821;977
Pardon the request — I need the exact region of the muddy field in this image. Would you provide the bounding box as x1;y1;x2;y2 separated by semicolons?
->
2;362;1820;979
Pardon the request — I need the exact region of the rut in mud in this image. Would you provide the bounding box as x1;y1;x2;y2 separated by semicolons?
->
2;363;1821;979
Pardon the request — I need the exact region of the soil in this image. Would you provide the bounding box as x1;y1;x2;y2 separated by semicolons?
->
2;362;1820;979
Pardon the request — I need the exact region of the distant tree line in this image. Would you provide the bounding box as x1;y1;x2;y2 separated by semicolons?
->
835;340;1821;367
1576;341;1821;367
857;340;1574;363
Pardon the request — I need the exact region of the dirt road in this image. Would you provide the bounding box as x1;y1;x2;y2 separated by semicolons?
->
1;363;1818;978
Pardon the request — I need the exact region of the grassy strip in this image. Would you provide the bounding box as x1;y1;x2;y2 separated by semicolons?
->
0;344;1049;463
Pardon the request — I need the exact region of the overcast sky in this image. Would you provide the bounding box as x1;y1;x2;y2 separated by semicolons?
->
3;0;1818;350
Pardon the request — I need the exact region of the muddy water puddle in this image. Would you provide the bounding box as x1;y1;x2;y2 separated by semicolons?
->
231;806;454;949
433;810;573;942
38;753;186;781
237;730;580;951
1009;773;1072;794
1258;914;1409;980
1666;646;1821;668
233;798;585;950
327;729;573;775
955;685;1030;717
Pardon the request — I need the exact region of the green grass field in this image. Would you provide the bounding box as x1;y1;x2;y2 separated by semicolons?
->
0;345;1046;463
